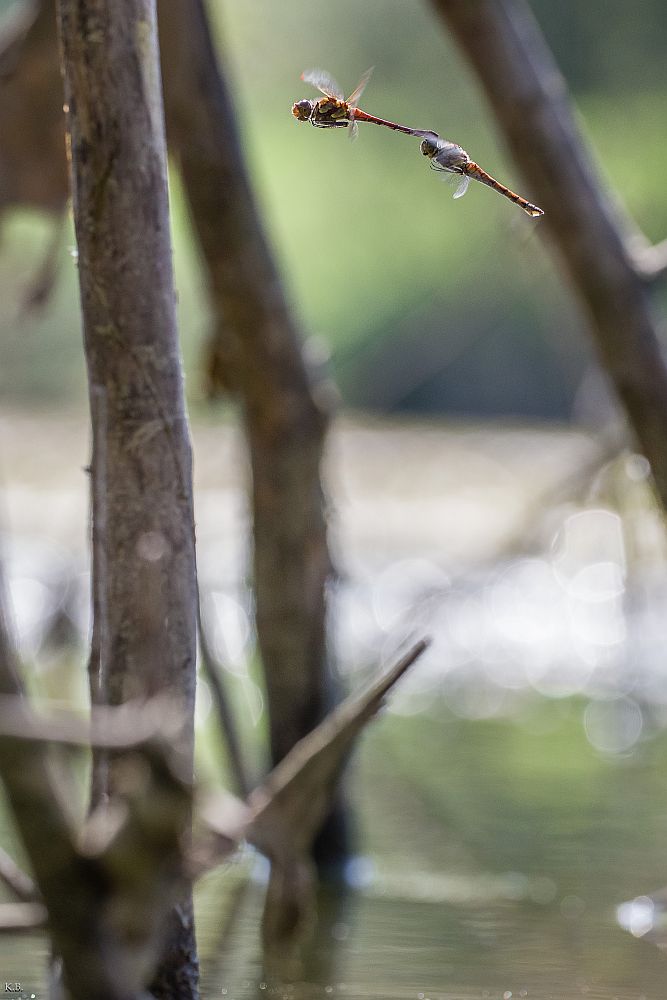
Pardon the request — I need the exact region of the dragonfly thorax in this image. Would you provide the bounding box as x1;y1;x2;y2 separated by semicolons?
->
311;96;352;127
420;136;469;170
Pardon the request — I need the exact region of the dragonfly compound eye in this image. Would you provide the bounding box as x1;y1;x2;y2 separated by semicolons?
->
292;100;312;121
420;139;435;157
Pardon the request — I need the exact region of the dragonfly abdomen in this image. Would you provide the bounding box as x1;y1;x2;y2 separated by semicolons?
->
466;162;544;218
353;108;420;136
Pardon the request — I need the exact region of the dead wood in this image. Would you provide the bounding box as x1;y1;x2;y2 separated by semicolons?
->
429;0;667;509
56;0;199;994
156;3;344;869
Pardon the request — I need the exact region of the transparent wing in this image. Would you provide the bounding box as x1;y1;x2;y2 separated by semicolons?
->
348;119;359;142
453;173;470;199
409;128;442;140
429;162;471;200
301;68;344;100
346;66;374;108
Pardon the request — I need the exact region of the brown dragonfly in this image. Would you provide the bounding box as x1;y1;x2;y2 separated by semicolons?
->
419;132;544;218
292;67;431;140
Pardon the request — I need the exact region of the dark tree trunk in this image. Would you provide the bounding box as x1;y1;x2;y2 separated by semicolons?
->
56;0;199;995
0;0;349;868
157;0;348;866
0;0;68;216
430;0;667;508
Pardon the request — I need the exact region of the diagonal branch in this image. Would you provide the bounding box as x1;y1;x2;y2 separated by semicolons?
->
198;599;250;798
0;578;101;996
429;0;667;510
0;693;185;749
201;639;430;957
633;237;667;283
0;847;38;903
0;0;68;216
245;639;431;858
0;901;47;931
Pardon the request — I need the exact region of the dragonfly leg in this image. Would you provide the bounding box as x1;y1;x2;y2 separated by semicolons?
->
310;119;349;129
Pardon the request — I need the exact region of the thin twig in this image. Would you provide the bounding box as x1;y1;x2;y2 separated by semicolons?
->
0;694;185;749
19;210;67;317
202;639;430;860
0;847;39;902
633;237;667;282
87;384;109;810
198;597;250;798
0;901;47;931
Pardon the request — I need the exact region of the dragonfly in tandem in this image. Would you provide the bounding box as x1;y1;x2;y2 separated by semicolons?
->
292;67;433;140
419;132;544;218
293;68;544;218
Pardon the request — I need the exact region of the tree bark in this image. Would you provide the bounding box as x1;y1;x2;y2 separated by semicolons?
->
0;0;347;868
157;1;347;865
429;0;667;508
56;1;199;996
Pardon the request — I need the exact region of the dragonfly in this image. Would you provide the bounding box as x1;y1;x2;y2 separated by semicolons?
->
419;132;544;218
292;68;432;140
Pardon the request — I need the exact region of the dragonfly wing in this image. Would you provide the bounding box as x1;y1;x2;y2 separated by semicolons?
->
410;128;441;140
301;68;344;100
453;173;470;199
346;66;374;108
348;119;359;142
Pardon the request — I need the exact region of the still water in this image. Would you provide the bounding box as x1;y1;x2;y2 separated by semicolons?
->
3;690;667;998
3;415;667;997
194;702;667;1000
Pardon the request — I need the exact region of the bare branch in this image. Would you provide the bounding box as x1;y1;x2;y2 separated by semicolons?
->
0;847;38;903
0;0;37;75
429;0;667;510
18;210;67;316
633;237;667;283
246;639;430;857
55;0;199;991
200;637;429;961
87;383;109;811
0;0;68;215
157;3;345;865
198;599;250;798
0;901;47;931
0;694;185;750
0;0;347;867
198;639;430;875
0;582;78;874
253;637;429;961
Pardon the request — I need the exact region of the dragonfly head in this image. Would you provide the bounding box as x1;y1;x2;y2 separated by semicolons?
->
292;100;313;122
419;136;439;160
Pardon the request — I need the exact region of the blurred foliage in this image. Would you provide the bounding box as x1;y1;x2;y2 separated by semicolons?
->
0;0;666;417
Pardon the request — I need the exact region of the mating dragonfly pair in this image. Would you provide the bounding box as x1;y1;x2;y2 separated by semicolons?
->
292;68;544;219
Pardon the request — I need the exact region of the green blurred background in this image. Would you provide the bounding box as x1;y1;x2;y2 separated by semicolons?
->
2;7;667;994
0;0;666;418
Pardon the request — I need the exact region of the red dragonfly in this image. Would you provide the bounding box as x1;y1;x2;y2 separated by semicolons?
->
419;132;544;218
292;68;430;140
